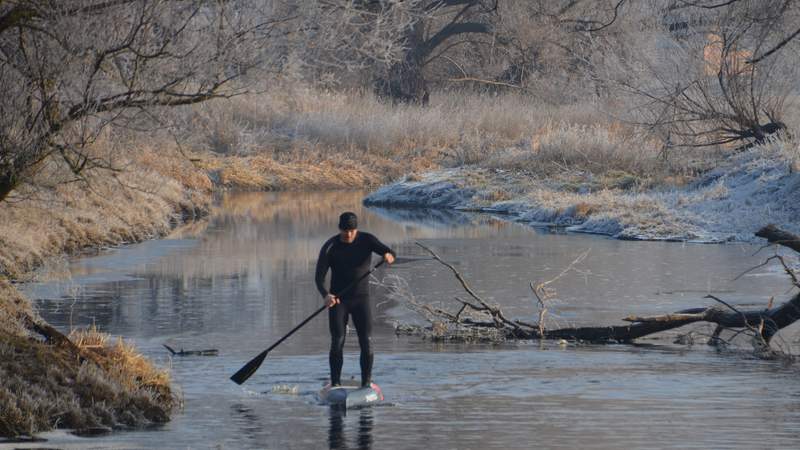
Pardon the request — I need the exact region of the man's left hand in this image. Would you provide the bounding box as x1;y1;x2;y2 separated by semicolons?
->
383;253;395;265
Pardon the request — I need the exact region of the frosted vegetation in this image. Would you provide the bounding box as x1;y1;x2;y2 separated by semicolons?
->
2;0;800;438
365;139;800;242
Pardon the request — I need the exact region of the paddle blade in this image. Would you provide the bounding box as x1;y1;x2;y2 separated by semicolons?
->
230;350;268;385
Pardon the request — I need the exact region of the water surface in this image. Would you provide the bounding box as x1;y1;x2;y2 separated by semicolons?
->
15;191;800;449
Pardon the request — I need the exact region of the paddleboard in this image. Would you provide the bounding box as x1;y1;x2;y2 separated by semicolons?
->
318;380;384;409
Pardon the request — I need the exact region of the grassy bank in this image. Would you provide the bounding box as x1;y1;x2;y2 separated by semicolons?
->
0;318;174;438
0;146;212;281
0;145;211;438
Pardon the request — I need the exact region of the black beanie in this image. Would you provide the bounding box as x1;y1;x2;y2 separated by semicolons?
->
338;212;358;230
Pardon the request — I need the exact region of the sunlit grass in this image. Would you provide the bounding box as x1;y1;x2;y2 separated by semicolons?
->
0;279;175;438
181;86;715;191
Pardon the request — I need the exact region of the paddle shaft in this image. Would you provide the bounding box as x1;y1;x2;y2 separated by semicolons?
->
230;259;386;384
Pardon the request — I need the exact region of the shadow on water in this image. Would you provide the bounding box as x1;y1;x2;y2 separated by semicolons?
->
328;408;374;450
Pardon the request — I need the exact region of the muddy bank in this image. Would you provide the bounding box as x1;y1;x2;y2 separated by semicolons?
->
365;145;800;242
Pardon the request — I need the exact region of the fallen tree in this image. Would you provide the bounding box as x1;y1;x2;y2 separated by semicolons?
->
395;225;799;357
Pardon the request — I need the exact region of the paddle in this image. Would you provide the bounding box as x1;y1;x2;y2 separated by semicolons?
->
230;259;387;385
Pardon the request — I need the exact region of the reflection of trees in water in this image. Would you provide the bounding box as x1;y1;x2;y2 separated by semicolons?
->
328;408;374;450
138;191;519;281
215;191;367;229
37;190;558;333
38;270;276;337
366;206;474;228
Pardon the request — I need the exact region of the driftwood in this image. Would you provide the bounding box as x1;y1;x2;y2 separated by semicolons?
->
18;312;83;354
163;344;219;356
406;225;800;350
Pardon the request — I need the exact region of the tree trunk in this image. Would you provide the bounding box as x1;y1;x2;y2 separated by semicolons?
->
0;170;16;203
374;21;429;104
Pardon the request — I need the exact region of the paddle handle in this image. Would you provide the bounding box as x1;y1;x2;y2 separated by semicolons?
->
268;259;385;352
263;304;326;355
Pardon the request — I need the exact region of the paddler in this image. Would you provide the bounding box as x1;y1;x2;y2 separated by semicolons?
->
315;212;395;387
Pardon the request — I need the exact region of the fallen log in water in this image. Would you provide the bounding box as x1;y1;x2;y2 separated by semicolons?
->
402;225;799;353
163;344;219;356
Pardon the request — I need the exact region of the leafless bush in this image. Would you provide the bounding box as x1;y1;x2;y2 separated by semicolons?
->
603;0;800;150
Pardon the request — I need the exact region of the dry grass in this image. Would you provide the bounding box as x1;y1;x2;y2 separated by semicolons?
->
0;145;212;280
0;279;174;438
0;280;35;338
178;86;711;192
0;328;174;438
509;122;662;175
0;142;200;438
196;151;409;191
70;325;172;402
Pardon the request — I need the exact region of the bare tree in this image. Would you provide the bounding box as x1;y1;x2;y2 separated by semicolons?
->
283;1;636;103
491;0;629;98
373;1;496;103
0;0;287;203
366;0;628;103
606;0;800;149
302;1;498;103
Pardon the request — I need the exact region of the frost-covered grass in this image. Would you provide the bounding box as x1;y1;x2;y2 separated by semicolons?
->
366;140;800;242
486;122;664;178
0;322;174;438
177;87;706;189
0;145;211;280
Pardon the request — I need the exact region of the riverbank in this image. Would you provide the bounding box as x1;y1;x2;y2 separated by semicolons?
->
0;147;209;438
365;140;800;242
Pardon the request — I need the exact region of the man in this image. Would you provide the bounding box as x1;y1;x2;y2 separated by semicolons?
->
315;211;395;387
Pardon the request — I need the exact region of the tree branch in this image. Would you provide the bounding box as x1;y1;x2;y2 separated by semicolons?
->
418;21;490;60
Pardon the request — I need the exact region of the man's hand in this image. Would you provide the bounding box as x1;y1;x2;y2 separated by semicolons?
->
325;294;340;308
383;253;395;265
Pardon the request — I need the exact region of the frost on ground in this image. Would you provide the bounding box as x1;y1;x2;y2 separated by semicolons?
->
364;143;800;243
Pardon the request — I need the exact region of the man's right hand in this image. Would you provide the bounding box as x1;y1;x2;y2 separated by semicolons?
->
325;294;340;308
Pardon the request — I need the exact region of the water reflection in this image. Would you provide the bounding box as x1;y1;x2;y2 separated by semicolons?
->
328;408;374;450
231;403;264;440
366;206;483;229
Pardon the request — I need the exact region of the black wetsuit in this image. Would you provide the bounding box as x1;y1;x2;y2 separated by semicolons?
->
315;231;394;386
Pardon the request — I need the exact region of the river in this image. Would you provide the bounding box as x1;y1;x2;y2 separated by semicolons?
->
15;191;800;449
